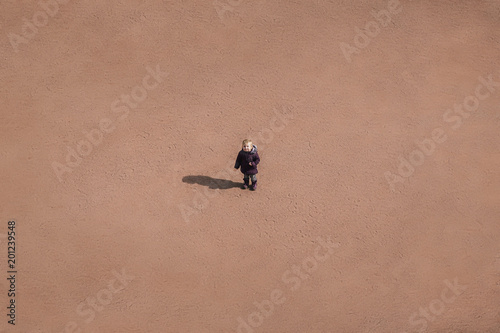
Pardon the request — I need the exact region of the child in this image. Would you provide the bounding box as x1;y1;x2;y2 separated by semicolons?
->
234;139;260;190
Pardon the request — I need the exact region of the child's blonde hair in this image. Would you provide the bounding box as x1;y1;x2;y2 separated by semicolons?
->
242;139;252;146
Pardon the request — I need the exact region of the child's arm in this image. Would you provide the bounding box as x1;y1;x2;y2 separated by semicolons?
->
234;153;241;169
251;152;260;166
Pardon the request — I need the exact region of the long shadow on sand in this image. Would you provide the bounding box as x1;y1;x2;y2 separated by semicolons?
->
182;175;241;190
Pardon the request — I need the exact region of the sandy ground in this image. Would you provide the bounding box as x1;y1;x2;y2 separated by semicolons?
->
1;0;500;332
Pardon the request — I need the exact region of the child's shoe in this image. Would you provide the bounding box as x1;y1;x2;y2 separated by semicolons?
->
250;181;257;191
242;179;250;189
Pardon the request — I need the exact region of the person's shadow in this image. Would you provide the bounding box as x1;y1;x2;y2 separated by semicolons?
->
182;175;241;189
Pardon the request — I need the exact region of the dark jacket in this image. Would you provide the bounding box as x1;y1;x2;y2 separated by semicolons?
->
234;144;260;175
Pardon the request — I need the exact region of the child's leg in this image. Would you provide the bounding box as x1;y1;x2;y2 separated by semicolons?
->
250;175;257;190
242;174;250;189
